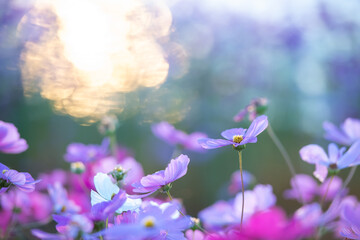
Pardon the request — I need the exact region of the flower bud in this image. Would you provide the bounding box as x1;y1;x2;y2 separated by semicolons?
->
70;162;86;174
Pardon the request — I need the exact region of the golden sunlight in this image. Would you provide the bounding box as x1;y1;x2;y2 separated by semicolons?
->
19;0;174;123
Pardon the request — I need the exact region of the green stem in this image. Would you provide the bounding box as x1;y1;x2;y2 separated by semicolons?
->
266;123;304;205
238;151;244;229
105;217;109;229
109;133;118;159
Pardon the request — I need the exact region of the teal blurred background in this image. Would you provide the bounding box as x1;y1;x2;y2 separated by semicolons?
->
0;0;360;216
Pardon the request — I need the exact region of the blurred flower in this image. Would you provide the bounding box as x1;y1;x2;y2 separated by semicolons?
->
98;115;119;136
64;138;109;163
205;207;311;240
102;204;191;240
199;184;276;230
152;122;207;152
233;98;268;122
185;229;205;240
131;154;190;198
284;174;344;203
0;163;39;193
198;115;268;149
91;173;142;214
299;141;360;182
48;182;81;214
323;118;360;146
0;189;51;230
228;170;255;195
339;204;360;239
32;214;93;240
0;120;28;154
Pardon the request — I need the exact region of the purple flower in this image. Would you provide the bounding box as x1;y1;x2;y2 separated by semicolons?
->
198;115;268;149
233;98;268;122
32;214;93;240
102;204;191;240
199;184;276;230
131;154;190;198
64;138;109;163
92;190;127;220
324;118;360;146
0;120;28;154
0;163;39;193
340;205;360;239
48;182;81;214
299;141;360;182
152;122;207;152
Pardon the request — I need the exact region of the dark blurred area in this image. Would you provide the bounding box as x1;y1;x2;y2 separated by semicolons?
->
0;0;359;218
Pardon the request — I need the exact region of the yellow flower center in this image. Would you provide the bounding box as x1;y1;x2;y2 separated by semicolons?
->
114;166;123;172
142;216;156;228
232;135;243;143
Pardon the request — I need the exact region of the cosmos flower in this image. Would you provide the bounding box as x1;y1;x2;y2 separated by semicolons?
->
0;120;28;154
198;115;268;149
152;122;207;152
64;138;109;163
32;214;93;240
199;184;276;230
102;204;191;240
48;182;81;214
323;118;360;146
91;173;142;217
0;163;39;193
131;154;190;198
284;174;344;203
340;204;360;239
299;141;360;182
233;98;268;122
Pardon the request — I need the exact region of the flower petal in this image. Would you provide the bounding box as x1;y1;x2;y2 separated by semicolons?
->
164;154;190;184
323;121;352;146
221;128;246;140
299;144;329;165
198;138;232;149
244;115;268;139
313;163;328;183
94;173;119;200
338;140;360;169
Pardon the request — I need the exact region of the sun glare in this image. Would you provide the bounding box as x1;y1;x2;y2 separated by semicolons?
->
19;0;174;123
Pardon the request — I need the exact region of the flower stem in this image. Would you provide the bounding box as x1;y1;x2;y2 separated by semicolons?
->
320;175;334;208
343;166;357;189
266;123;304;205
106;217;109;229
238;151;244;229
109;133;118;159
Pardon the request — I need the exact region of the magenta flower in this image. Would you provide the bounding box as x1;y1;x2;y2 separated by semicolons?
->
131;154;190;198
152;122;207;152
0;120;28;154
233;98;268;122
299;141;360;182
0;163;39;193
198;115;268;149
323;118;360;146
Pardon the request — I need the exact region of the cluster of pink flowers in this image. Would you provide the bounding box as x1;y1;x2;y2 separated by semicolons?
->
0;99;359;240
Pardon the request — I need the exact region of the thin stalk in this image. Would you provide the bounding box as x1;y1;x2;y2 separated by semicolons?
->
266;124;304;205
109;133;118;159
105;217;109;229
238;151;244;229
320;175;334;208
343;166;357;189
